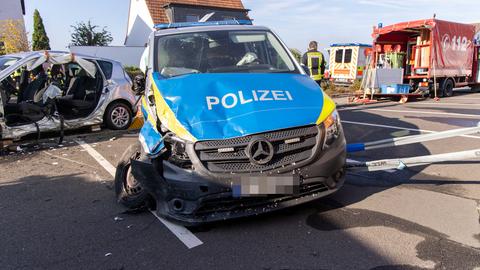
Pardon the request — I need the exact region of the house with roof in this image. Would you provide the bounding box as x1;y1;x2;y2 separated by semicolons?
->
126;0;250;46
71;0;250;66
0;0;27;54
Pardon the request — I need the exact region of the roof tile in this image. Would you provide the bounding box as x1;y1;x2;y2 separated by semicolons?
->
145;0;246;24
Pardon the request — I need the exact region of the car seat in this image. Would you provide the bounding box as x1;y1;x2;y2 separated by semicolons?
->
18;73;47;103
57;69;97;117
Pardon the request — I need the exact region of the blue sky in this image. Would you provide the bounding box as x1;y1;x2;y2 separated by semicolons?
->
25;0;479;53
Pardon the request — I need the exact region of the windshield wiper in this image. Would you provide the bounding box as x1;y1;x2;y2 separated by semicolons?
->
208;64;276;73
161;67;200;78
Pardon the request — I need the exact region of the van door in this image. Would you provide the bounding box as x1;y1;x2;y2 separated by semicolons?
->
331;47;355;82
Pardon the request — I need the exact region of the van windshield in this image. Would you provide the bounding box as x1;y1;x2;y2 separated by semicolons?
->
155;30;298;77
0;56;20;71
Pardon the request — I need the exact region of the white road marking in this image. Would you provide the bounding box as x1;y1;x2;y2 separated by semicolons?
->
411;102;480;107
150;210;203;249
364;108;480;118
341;120;480;140
75;140;116;176
75;139;203;249
449;97;480;100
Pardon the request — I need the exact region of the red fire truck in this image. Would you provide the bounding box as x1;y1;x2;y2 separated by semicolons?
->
371;19;480;98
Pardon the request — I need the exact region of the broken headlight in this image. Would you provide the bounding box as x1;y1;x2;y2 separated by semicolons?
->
323;110;341;148
167;136;193;169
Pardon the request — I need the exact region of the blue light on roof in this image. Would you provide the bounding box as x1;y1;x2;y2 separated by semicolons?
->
155;20;253;30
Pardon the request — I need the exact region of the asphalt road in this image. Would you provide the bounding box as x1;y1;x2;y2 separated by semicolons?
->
1;89;479;270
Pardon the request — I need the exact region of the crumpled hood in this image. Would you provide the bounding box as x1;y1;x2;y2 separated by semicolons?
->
152;72;334;141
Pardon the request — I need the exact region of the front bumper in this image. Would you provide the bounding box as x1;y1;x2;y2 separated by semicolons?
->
131;133;346;225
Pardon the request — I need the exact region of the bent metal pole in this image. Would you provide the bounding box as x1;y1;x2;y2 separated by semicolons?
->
347;124;480;153
347;148;480;172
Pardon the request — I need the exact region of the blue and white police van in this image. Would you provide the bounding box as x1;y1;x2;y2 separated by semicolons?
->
114;20;347;225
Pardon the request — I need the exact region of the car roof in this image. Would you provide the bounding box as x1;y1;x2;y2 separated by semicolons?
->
4;50;119;64
154;25;271;37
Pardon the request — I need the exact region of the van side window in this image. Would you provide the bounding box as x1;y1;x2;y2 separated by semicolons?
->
97;60;113;79
335;49;344;63
344;49;353;63
186;15;199;22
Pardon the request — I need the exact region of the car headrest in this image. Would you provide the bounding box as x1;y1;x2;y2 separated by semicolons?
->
77;69;88;77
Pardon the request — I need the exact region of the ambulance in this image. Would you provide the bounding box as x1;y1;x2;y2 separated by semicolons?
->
327;43;371;85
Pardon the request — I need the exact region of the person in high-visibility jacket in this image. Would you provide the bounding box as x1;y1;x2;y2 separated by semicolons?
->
11;68;22;90
302;41;326;84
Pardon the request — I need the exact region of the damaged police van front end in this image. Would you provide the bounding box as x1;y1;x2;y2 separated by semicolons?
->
114;22;346;225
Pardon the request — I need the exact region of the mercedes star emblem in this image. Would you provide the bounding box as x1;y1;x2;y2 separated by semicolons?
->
246;138;274;165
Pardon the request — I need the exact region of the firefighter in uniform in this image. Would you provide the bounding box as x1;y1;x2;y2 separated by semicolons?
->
302;41;326;84
12;68;22;90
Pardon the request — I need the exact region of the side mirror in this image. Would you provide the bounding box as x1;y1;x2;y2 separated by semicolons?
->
132;75;146;95
301;64;311;76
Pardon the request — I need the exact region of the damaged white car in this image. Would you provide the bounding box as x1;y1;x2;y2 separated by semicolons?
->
0;51;139;142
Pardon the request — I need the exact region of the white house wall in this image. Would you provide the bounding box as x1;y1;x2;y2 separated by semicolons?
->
70;46;146;67
0;0;24;21
125;0;154;46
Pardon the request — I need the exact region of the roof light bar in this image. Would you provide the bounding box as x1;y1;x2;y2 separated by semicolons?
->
154;20;253;30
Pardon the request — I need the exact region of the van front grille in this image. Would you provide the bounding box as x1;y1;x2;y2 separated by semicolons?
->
193;126;321;174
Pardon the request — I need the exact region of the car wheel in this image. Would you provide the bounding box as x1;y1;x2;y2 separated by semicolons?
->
443;79;454;97
115;142;151;209
105;102;133;130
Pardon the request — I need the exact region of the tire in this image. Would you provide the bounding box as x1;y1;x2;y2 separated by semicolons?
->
115;142;151;209
442;79;454;97
472;85;480;92
105;102;133;130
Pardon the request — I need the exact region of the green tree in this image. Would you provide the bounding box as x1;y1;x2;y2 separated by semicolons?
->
70;20;113;46
32;9;50;51
1;19;30;54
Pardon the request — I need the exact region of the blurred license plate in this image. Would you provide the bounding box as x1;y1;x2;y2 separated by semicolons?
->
231;176;300;197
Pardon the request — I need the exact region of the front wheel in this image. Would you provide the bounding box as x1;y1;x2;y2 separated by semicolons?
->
105;102;133;130
115;142;151;209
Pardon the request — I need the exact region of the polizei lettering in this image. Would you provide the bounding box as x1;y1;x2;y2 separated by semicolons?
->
206;90;294;110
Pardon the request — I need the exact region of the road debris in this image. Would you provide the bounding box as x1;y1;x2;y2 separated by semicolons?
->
7;145;23;152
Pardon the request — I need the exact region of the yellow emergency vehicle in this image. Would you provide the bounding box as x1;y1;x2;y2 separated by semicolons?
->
327;43;371;85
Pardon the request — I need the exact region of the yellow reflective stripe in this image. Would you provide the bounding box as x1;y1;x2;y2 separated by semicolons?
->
141;96;156;127
316;94;336;125
151;79;197;142
311;74;323;81
307;52;323;81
